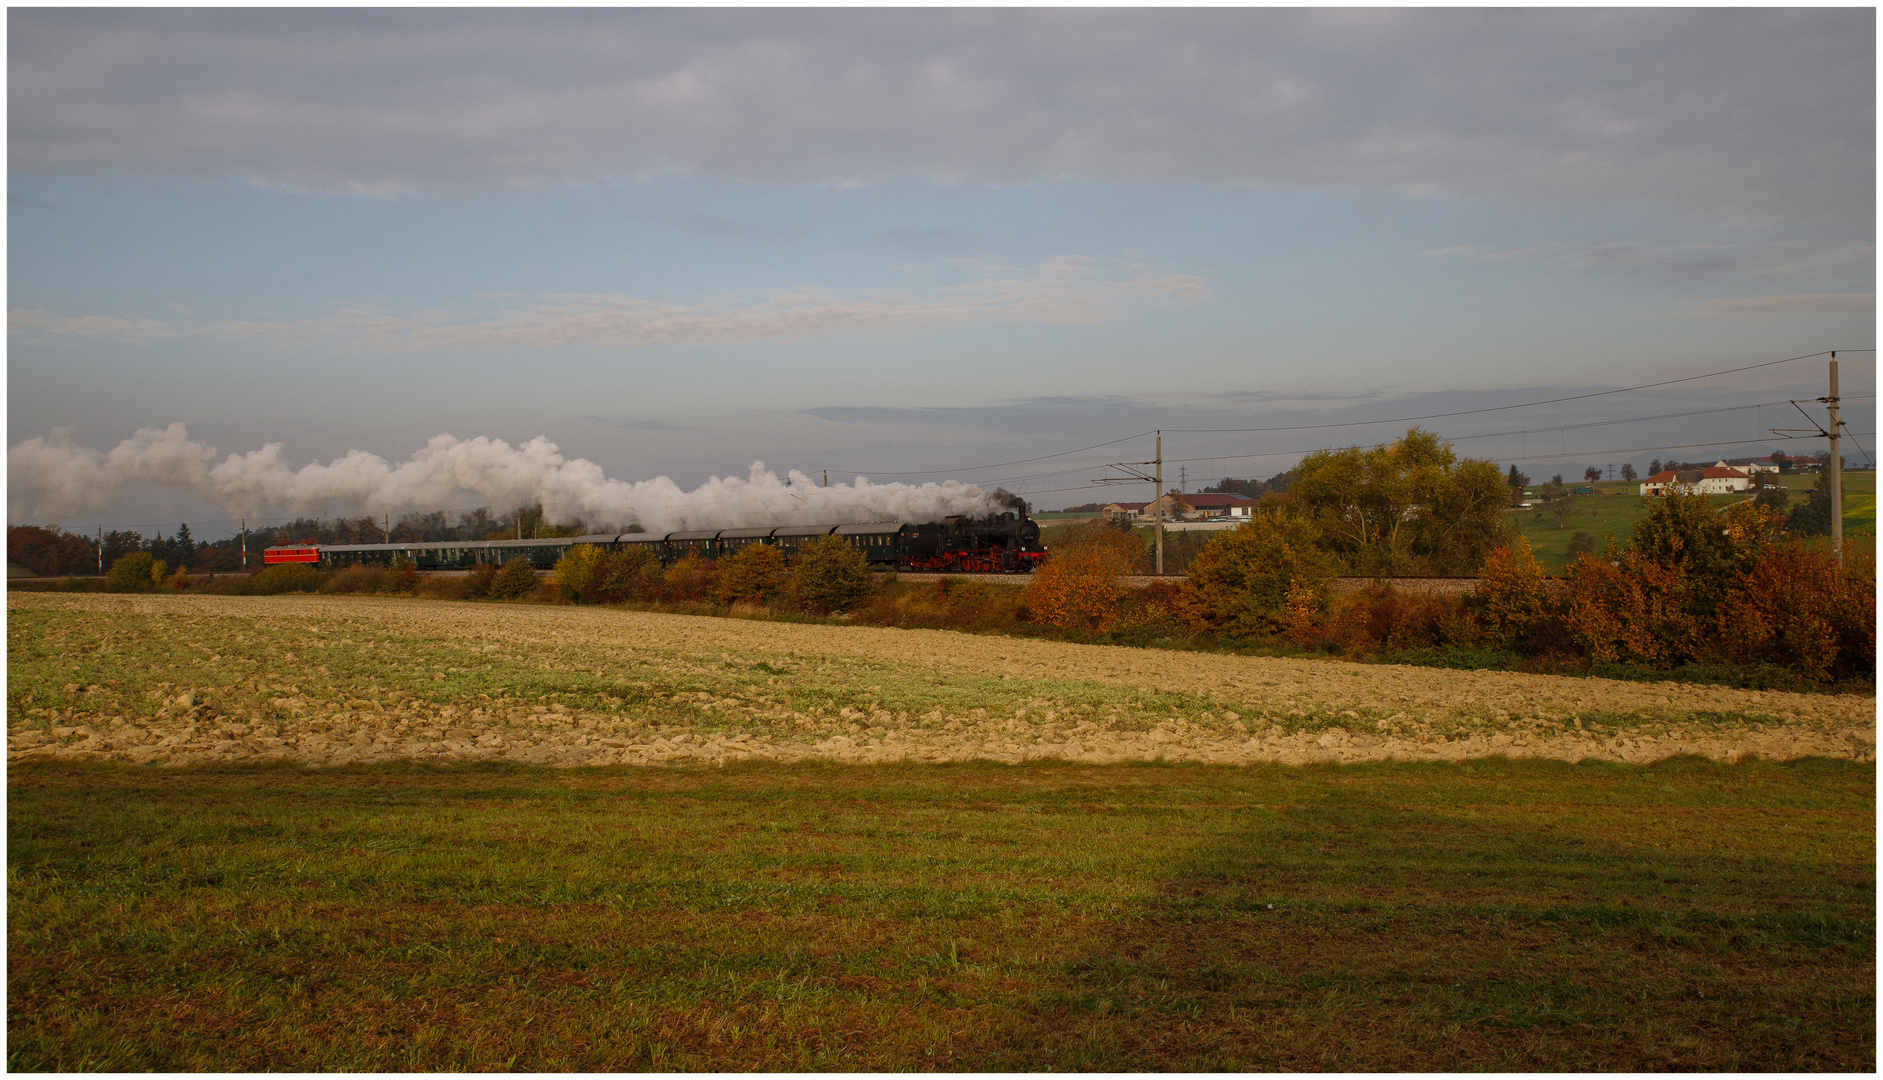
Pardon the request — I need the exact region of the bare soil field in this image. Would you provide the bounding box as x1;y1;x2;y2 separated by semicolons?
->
9;592;1874;769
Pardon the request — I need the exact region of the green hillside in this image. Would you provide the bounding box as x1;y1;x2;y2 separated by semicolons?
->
1516;471;1877;571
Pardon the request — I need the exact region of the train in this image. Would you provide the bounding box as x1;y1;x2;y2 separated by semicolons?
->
263;511;1048;574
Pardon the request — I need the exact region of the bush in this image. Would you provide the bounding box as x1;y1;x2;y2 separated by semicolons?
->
661;554;716;604
247;564;318;595
105;552;156;593
585;548;661;604
322;564;388;594
1313;581;1466;654
1561;544;1695;668
1025;520;1143;632
489;557;539;600
788;536;874;614
1715;545;1874;682
463;563;497;598
381;558;419;595
713;544;786;606
553;544;601;603
1472;538;1556;649
1178;515;1336;639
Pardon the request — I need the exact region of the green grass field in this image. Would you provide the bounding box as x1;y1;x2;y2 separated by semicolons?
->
9;756;1873;1071
1516;471;1877;570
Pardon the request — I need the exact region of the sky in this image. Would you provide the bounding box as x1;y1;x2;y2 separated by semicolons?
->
7;8;1875;537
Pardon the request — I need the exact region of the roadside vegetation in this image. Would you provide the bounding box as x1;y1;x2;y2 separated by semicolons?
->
11;431;1873;693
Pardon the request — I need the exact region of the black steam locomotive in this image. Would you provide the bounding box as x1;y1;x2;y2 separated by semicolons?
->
264;511;1047;574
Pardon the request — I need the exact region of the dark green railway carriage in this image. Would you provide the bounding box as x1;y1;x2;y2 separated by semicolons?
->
662;530;720;562
716;527;775;556
771;524;838;562
317;541;495;569
832;521;914;566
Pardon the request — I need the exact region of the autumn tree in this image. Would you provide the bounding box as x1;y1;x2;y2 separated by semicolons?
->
1178;514;1336;639
1620;463;1637;483
489;557;539;600
788;535;874;614
1025;520;1144;632
1290;428;1511;576
713;544;786;606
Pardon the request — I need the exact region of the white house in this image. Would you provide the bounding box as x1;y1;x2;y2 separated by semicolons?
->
1639;463;1752;497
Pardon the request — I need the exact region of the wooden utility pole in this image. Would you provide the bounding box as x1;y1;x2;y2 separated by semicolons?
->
97;526;103;575
1154;431;1164;575
1827;355;1843;562
240;519;247;569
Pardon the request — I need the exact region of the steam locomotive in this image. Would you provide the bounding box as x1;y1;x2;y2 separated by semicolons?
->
263;511;1047;574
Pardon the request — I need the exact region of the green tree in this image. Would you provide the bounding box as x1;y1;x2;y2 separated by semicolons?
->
1788;471;1833;536
489;557;539;600
1583;467;1602;485
1292;428;1511;575
713;544;786;606
1178;514;1336;638
105;551;156;592
1536;479;1576;529
1620;462;1637;483
1753;481;1791;514
553;544;601;602
789;535;874;613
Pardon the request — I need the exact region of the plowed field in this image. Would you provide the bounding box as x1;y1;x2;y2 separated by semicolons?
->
9;593;1874;768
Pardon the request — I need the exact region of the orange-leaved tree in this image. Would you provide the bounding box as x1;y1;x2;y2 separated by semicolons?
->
1025;520;1144;632
1471;537;1556;649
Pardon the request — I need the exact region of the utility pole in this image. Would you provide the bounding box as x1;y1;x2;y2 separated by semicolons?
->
97;525;103;575
1094;431;1166;571
1826;354;1843;563
241;519;247;569
1178;464;1187;494
823;470;828;488
1154;431;1165;575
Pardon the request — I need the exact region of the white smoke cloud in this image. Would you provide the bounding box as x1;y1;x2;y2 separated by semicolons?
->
8;424;1008;532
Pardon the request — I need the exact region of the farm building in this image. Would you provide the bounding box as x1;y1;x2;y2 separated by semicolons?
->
1102;491;1253;522
1639;462;1753;497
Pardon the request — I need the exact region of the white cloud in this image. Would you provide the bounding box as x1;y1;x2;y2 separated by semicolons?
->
8;9;1871;229
7;258;1206;351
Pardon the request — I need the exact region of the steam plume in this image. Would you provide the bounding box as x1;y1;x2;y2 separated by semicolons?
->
8;424;1008;532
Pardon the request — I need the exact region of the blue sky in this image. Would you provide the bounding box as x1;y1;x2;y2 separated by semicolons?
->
8;9;1874;536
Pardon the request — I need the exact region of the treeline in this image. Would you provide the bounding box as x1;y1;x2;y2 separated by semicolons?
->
1031;488;1869;687
7;503;609;577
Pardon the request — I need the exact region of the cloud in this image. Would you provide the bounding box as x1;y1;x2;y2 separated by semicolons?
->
9;9;1871;228
1660;293;1876;318
8;424;1010;531
7;257;1206;351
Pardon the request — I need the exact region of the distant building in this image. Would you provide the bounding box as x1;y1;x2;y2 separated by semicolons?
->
1102;491;1252;522
1639;462;1752;497
1723;456;1780;475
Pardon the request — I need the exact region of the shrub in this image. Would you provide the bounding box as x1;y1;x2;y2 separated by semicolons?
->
788;536;874;614
463;562;497;598
713;544;786;606
1715;544;1875;682
1179;516;1336;639
1025;522;1143;633
586;548;661;604
553;544;601;602
1471;538;1557;649
1565;531;1598;560
247;564;318;595
322;564;388;594
661;554;716;604
489;557;539;600
105;552;156;592
1560;543;1695;668
1315;582;1464;654
381;559;420;595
